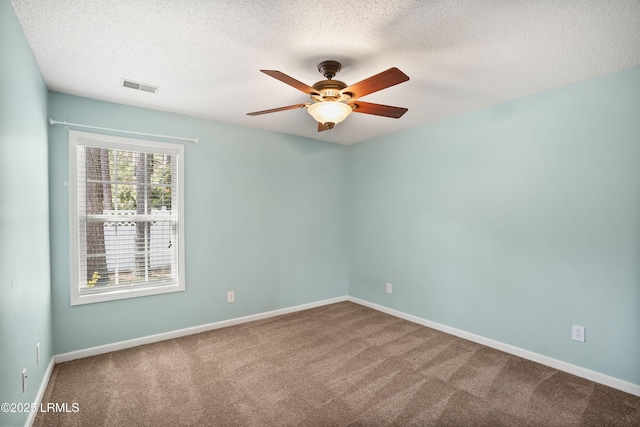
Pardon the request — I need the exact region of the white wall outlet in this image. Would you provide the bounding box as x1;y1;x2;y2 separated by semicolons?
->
36;342;40;364
572;325;585;342
227;291;235;303
22;369;27;392
386;283;392;294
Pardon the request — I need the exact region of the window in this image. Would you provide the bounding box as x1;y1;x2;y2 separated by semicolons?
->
69;131;185;305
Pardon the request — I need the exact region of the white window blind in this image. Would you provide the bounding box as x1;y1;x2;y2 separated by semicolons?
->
69;131;185;305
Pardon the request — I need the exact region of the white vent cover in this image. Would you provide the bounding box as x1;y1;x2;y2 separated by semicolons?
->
121;79;159;94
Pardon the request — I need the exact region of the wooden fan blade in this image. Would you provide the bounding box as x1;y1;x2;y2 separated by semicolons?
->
247;104;308;116
342;68;409;99
317;122;332;132
351;101;408;118
261;70;320;95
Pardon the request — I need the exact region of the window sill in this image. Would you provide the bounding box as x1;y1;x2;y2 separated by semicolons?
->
71;282;185;306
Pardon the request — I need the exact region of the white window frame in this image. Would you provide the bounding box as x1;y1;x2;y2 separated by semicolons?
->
69;130;185;305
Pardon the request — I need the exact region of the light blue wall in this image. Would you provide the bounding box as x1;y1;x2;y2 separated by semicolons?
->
48;93;349;354
0;2;53;426
348;66;640;385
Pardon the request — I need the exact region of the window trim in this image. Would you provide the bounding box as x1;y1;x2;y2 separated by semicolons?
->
69;130;185;305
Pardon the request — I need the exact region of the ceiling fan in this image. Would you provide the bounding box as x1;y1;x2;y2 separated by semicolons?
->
247;60;410;132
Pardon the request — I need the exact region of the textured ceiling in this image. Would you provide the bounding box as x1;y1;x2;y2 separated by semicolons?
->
10;0;640;145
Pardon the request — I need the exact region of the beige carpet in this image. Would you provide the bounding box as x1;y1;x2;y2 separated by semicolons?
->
35;302;640;426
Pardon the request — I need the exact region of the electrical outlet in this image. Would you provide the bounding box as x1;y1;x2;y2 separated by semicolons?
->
22;369;27;392
227;291;235;303
572;325;585;342
386;283;392;293
36;342;40;364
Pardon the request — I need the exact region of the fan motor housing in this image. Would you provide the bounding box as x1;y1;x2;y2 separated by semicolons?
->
311;80;351;102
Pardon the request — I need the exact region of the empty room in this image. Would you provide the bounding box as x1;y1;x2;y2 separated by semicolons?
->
1;1;639;426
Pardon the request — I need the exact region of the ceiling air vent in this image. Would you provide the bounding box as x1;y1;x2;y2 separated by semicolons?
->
121;79;159;94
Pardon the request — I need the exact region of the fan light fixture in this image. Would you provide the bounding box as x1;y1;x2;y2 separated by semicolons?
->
307;101;352;128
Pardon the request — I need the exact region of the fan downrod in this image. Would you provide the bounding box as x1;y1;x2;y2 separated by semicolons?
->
317;60;342;80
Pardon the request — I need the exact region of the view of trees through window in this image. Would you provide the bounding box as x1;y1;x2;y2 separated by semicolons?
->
84;147;174;288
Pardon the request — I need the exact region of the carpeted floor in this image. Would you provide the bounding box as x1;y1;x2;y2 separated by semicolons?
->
35;302;640;426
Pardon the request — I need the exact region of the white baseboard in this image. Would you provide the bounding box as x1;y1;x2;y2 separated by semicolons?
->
25;356;55;427
348;296;640;397
55;296;348;363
